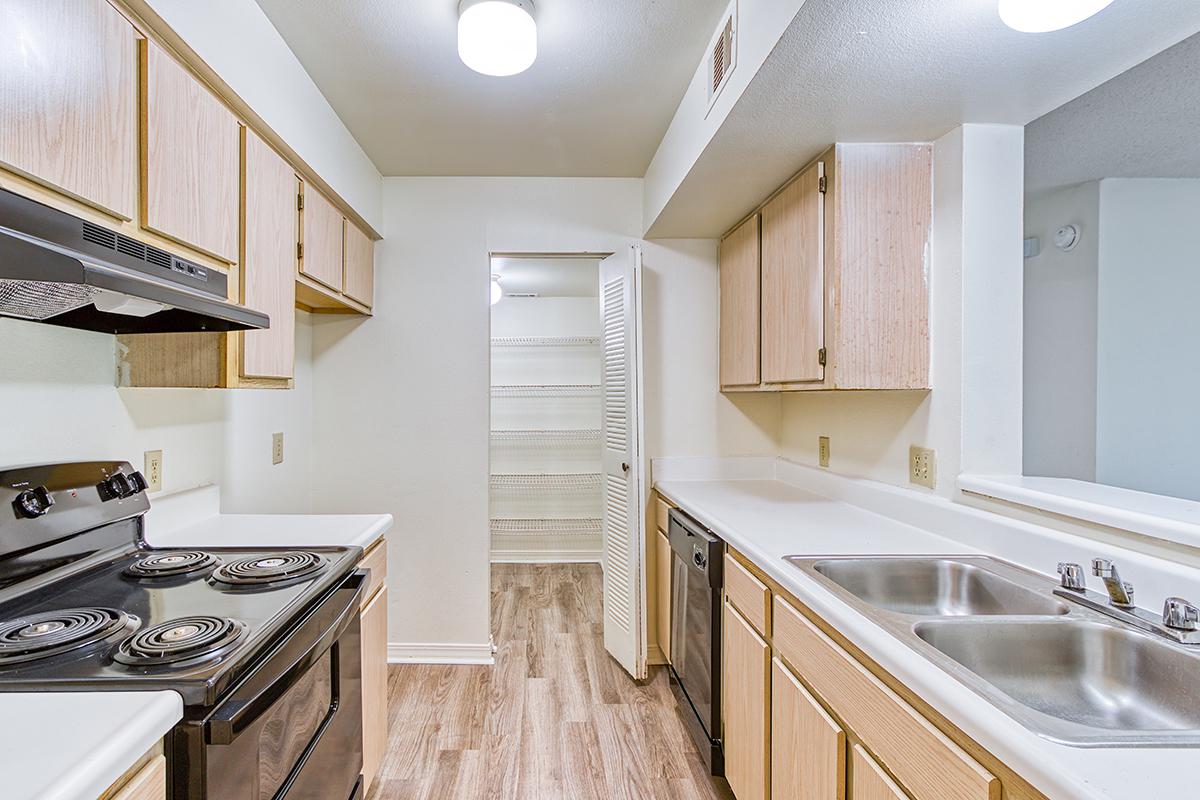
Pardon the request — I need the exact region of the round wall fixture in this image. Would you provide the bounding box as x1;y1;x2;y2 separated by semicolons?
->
458;0;537;77
490;274;504;305
1054;224;1081;252
998;0;1115;33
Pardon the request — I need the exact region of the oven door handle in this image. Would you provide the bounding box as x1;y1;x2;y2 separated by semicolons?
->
206;570;366;745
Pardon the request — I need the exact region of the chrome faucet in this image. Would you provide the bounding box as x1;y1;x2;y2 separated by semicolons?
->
1057;562;1086;591
1091;558;1136;608
1164;597;1200;632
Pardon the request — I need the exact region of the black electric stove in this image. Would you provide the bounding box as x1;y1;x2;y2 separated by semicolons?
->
0;462;368;800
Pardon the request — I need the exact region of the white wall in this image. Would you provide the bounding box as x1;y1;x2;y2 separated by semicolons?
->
0;314;315;510
1095;179;1200;501
144;0;383;232
643;0;807;234
1023;181;1099;481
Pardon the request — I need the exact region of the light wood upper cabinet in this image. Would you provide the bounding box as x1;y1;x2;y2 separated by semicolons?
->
343;219;374;307
719;214;761;388
719;143;932;392
772;657;846;800
241;129;296;380
360;584;389;792
723;599;771;800
762;160;825;384
0;0;138;220
299;182;344;291
141;39;240;263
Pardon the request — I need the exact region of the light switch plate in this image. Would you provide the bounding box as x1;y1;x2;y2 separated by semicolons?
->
272;433;284;465
909;445;936;489
144;450;163;493
818;436;831;468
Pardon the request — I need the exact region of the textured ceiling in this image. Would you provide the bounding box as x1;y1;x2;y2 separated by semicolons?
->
1026;32;1200;195
253;0;730;177
646;0;1200;237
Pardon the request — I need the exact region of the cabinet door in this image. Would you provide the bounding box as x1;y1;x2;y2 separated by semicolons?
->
655;528;671;663
772;657;846;800
0;0;137;220
851;745;909;800
723;599;770;800
241;129;296;380
761;160;824;384
299;183;344;290
141;39;240;263
111;754;167;800
343;219;374;307
361;586;389;792
719;214;761;388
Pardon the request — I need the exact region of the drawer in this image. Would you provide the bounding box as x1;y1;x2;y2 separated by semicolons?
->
107;754;166;800
725;552;770;636
655;496;671;533
359;538;388;609
773;596;999;800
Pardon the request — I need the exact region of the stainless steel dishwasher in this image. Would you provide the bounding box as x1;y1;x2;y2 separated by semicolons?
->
668;507;725;775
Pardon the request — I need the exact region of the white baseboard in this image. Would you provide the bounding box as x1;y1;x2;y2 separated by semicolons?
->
490;549;603;564
387;642;495;665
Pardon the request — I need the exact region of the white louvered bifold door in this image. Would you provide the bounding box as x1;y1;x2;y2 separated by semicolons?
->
599;245;647;679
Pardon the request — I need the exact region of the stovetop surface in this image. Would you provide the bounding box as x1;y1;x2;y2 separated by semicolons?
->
0;544;361;705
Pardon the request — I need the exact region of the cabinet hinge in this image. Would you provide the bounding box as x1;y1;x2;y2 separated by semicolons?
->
297;193;305;211
818;175;828;194
296;242;304;260
818;347;827;367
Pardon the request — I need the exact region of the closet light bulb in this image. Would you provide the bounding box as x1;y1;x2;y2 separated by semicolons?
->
998;0;1115;32
458;0;537;77
490;276;503;306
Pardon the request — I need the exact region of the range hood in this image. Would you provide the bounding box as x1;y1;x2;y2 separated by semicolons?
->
0;188;268;334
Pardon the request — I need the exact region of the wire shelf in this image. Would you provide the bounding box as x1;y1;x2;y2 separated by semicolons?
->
490;429;601;443
490;384;600;398
490;518;603;536
489;473;602;490
491;336;600;348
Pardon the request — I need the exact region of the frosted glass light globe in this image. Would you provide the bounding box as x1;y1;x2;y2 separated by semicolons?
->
459;0;537;77
998;0;1116;32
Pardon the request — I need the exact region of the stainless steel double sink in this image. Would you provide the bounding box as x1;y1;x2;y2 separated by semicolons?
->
784;555;1200;747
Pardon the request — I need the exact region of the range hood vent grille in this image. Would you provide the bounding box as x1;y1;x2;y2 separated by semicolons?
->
0;280;97;321
81;221;116;250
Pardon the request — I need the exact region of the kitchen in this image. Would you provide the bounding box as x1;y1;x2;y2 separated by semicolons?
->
1;0;1199;798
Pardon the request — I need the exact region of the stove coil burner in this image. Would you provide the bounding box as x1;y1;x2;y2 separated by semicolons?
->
210;551;328;588
113;615;247;667
0;608;139;665
124;551;222;579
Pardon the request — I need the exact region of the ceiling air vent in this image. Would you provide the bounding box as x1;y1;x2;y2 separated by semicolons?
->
706;3;737;114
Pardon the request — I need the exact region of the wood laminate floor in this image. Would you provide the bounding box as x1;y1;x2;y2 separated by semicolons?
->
366;563;733;800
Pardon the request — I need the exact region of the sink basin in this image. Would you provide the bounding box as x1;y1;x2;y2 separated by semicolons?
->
810;558;1069;617
915;619;1200;741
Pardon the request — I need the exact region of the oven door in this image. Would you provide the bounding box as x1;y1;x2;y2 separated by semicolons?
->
193;571;365;800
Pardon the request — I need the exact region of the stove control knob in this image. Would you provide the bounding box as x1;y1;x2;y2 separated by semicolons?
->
126;471;149;495
97;472;133;502
13;486;54;519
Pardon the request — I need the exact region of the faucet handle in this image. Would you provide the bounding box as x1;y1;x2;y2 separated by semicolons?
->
1057;562;1086;591
1164;597;1200;631
1091;558;1115;577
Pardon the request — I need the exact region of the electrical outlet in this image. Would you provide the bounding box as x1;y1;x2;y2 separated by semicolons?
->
272;432;284;466
144;450;163;493
909;445;936;489
818;436;831;468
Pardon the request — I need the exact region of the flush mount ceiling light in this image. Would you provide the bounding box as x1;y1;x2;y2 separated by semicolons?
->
490;274;504;305
458;0;537;77
998;0;1115;32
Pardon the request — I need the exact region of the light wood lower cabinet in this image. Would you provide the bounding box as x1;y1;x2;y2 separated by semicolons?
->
104;754;166;800
723;599;770;800
771;657;845;800
359;541;389;793
851;745;910;800
655;527;672;663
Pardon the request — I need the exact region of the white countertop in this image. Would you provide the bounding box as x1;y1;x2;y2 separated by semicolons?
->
0;691;181;800
656;473;1196;800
